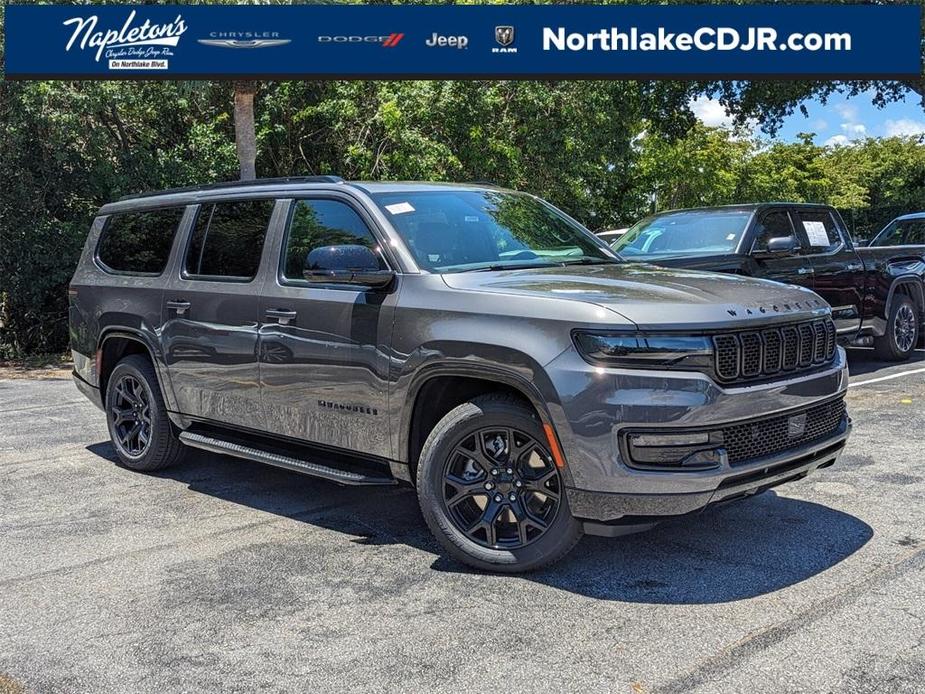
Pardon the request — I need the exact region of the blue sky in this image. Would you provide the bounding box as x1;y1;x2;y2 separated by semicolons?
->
690;90;925;144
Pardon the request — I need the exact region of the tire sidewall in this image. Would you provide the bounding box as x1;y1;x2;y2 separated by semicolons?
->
416;399;581;572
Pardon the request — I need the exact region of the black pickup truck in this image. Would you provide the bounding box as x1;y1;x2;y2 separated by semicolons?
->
613;203;925;360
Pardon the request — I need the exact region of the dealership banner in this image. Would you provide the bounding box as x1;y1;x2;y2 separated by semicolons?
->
4;3;922;80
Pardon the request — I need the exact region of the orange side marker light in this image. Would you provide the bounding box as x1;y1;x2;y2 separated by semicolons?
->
543;423;567;468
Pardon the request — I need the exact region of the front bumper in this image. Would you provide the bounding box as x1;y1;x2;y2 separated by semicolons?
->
568;418;849;524
544;346;850;522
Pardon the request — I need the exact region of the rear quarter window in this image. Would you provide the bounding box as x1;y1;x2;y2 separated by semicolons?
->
184;200;275;281
96;207;186;275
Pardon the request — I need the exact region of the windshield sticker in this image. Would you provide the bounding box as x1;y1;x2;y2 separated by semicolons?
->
726;233;736;241
385;202;415;215
803;220;831;247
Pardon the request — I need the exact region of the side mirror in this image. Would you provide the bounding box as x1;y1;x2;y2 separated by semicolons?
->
756;235;798;257
303;245;394;288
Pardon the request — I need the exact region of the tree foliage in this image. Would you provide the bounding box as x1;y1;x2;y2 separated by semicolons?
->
1;0;924;356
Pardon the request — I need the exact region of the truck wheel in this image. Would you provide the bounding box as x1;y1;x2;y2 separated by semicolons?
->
416;394;582;573
874;295;919;361
105;354;185;472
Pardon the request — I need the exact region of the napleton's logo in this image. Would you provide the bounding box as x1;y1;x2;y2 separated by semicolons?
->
63;10;187;63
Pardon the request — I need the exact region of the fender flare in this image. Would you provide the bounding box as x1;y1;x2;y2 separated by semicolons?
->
397;359;572;482
883;274;925;320
97;327;179;413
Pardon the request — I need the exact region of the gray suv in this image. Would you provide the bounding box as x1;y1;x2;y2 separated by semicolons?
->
69;177;851;571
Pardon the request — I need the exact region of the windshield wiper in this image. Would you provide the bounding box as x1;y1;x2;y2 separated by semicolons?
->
559;257;621;266
454;262;562;273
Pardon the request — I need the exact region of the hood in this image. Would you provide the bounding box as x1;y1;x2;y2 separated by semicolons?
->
442;263;829;330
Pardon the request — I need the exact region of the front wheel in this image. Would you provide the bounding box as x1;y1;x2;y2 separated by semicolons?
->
874;295;919;361
416;394;582;573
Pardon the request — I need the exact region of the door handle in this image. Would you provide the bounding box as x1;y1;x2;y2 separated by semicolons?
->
796;267;814;275
266;308;297;325
166;299;191;315
846;263;863;271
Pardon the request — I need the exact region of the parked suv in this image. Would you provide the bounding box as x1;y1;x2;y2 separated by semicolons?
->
70;178;851;571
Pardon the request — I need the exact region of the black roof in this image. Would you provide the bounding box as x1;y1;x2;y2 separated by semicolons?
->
117;175;346;201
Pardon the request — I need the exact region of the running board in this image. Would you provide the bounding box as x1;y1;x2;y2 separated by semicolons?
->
178;431;397;486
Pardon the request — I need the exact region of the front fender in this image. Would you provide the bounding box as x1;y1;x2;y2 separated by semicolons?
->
390;342;574;483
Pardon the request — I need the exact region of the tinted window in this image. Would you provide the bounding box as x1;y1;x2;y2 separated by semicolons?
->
753;211;798;252
874;219;925;246
185;200;274;280
97;208;185;275
613;210;751;258
283;199;387;280
795;210;842;252
373;190;614;272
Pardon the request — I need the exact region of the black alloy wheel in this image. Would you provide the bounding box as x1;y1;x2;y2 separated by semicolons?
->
110;373;153;457
105;354;186;471
893;302;917;354
416;394;583;573
875;295;919;361
442;427;562;550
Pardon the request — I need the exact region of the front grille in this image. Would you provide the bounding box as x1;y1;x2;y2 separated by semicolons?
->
712;318;837;384
723;397;847;465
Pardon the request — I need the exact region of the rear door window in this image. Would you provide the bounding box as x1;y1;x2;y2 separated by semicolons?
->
795;210;843;253
97;207;185;275
185;200;275;280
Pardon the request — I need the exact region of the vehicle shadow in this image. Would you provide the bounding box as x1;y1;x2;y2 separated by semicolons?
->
846;346;925;378
87;441;872;605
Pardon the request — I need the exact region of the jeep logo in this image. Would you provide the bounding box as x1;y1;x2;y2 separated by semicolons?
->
425;33;468;49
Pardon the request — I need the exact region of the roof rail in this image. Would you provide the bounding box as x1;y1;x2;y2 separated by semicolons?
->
118;175;345;201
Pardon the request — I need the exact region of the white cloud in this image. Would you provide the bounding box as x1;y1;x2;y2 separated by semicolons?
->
824;134;850;147
812;119;828;132
834;102;859;121
884;118;925;137
840;122;866;136
689;96;733;128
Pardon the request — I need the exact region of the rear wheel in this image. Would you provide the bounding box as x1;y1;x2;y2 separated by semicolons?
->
874;295;919;361
105;354;185;471
416;394;582;572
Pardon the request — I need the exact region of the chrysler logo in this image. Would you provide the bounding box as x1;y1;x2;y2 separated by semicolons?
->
495;25;515;47
198;38;291;49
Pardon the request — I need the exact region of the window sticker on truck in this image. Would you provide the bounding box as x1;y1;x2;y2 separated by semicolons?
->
803;220;831;247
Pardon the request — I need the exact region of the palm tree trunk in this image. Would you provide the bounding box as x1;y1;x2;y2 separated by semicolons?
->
233;80;258;180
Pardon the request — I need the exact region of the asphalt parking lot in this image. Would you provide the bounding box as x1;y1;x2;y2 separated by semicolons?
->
1;349;924;694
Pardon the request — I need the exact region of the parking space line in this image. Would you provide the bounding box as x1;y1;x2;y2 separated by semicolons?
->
849;366;925;388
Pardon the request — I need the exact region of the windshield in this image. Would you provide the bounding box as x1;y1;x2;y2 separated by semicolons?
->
371;189;618;273
612;209;753;259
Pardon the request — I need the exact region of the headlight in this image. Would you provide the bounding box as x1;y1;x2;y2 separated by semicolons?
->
573;331;713;370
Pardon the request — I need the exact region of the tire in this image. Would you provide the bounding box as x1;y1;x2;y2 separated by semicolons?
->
105;354;185;472
874;295;919;362
416;394;582;573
